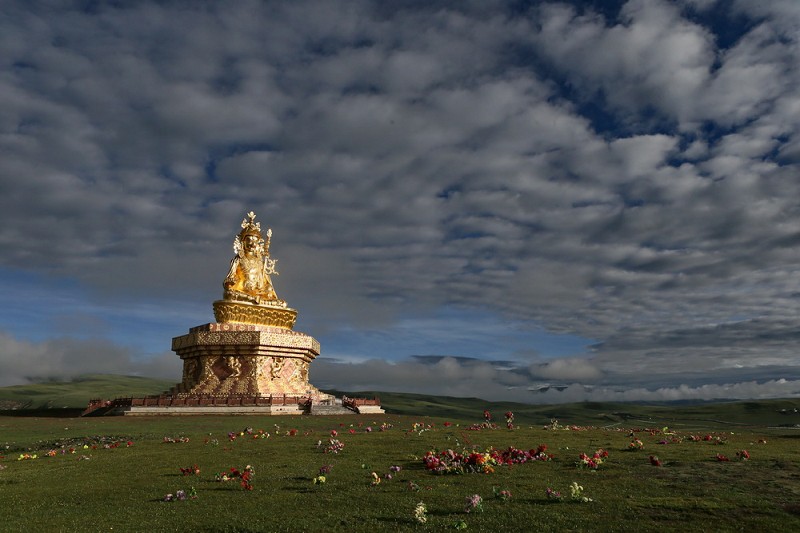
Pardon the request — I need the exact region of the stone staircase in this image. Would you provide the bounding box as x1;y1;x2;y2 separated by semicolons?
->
309;400;356;416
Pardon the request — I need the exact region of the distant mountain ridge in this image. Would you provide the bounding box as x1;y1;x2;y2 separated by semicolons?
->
1;374;799;427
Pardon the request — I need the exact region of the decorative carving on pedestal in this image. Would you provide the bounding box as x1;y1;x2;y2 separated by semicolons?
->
212;300;297;328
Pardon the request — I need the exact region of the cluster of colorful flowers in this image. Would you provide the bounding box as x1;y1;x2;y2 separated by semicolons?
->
410;422;434;435
180;464;200;476
423;445;552;475
545;482;593;502
465;422;499;431
687;434;727;444
370;464;402;485
215;465;255;490
39;440;133;458
737;449;750;460
312;464;332;485
163;436;190;444
499;444;553;463
241;426;275;437
337;421;393;434
627;439;644;450
544;418;593;431
546;487;563;501
569;482;593;502
414;502;428;524
320;438;345;454
577;448;609;469
493;487;512;501
464;494;483;513
23;446;106;460
423;449;497;474
109;440;133;448
163;487;198;502
716;450;750;462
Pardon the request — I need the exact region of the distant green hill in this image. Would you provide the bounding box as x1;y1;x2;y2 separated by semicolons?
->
1;375;799;428
0;374;174;410
333;389;800;428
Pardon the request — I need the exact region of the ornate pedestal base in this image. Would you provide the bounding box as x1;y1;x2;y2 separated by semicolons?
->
168;323;331;402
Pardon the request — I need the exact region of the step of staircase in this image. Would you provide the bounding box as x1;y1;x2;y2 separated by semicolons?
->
309;404;356;416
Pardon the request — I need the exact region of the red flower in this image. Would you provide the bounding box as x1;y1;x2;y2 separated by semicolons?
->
736;450;750;460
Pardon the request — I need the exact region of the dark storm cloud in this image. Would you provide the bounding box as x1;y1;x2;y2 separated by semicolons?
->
1;0;799;401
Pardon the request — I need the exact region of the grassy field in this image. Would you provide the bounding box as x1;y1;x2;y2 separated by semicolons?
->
2;402;800;532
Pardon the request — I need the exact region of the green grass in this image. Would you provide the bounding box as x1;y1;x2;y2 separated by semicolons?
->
2;410;800;532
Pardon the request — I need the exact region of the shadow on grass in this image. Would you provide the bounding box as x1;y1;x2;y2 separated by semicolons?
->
784;504;800;516
0;409;84;418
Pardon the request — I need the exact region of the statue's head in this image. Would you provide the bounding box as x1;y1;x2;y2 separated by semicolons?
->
233;211;270;256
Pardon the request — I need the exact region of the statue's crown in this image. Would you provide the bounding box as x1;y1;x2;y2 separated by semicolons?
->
239;211;263;238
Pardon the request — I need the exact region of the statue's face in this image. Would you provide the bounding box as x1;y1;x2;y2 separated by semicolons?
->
242;234;259;254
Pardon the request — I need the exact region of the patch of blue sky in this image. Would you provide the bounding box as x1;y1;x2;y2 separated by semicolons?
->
317;306;593;364
0;267;207;357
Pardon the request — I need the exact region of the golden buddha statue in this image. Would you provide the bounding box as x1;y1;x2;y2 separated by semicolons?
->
223;211;285;306
213;212;296;328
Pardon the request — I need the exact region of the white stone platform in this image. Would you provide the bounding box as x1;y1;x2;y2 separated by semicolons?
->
121;404;306;416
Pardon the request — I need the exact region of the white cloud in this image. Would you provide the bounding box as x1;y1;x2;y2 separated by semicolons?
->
0;330;180;387
529;358;603;382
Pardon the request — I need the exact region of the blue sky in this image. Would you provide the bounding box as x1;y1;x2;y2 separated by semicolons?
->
1;0;800;402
